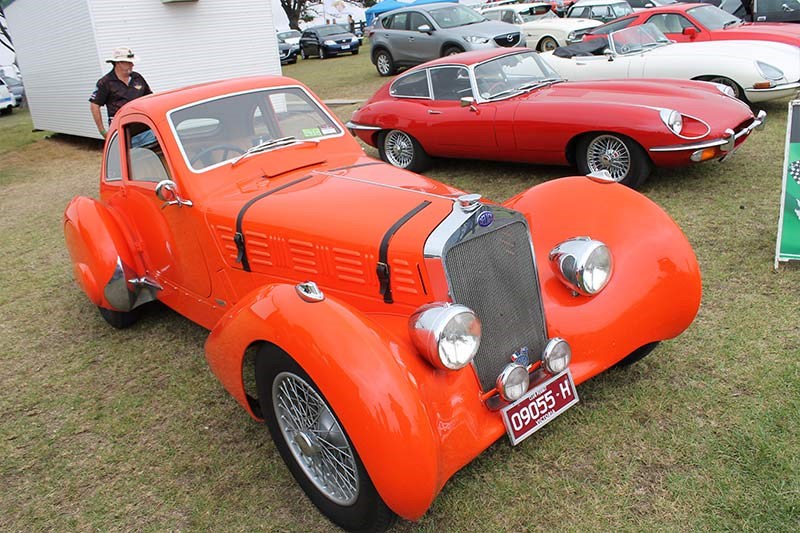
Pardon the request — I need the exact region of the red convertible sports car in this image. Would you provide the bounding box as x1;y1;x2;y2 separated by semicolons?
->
577;3;800;45
64;75;701;531
347;48;764;189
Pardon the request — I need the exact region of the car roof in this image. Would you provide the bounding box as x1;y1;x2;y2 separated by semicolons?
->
482;3;553;13
637;3;707;14
118;75;309;120
571;0;631;6
405;47;529;71
380;2;463;16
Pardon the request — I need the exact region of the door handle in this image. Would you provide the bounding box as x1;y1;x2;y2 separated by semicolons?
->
427;110;442;115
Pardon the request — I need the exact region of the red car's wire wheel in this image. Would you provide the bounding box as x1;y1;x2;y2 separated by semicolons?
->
272;371;360;505
585;134;632;182
384;130;415;168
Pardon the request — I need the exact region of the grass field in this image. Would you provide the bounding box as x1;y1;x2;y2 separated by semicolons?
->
1;50;798;532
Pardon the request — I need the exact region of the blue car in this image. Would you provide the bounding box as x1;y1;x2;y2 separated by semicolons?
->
299;24;360;59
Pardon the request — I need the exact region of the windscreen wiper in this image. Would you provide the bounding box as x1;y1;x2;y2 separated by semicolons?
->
231;136;318;167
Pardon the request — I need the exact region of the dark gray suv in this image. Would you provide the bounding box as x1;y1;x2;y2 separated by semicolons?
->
369;2;526;76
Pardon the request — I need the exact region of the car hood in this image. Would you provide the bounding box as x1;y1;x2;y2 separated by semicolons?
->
455;19;521;36
641;40;800;77
321;31;356;40
522;78;752;117
522;17;601;30
723;22;800;40
204;160;462;302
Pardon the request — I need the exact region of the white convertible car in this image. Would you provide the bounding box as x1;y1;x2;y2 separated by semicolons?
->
541;25;800;103
481;3;602;52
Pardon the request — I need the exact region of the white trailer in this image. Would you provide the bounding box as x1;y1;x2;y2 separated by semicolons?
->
5;0;280;138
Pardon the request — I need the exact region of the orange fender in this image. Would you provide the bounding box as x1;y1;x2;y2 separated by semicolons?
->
63;197;139;310
504;177;702;382
204;283;440;520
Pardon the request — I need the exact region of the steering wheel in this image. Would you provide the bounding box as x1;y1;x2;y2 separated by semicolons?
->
190;144;246;167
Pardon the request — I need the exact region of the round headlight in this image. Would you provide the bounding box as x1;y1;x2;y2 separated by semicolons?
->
542;337;572;374
409;303;481;370
659;109;683;136
756;61;784;81
496;363;530;402
549;237;613;296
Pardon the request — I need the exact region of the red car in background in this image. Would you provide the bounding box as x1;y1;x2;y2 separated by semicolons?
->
578;3;800;45
348;47;764;189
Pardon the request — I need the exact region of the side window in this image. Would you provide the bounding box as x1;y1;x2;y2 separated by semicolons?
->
430;66;472;101
390;13;409;30
391;70;430;98
408;12;430;30
125;122;170;183
380;15;393;29
104;133;122;181
484;11;501;21
647;14;694;34
501;10;516;24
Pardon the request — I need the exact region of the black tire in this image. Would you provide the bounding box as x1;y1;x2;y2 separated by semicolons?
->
255;347;396;532
352;49;359;55
98;306;139;329
575;133;651;189
301;48;307;60
0;106;11;116
320;46;327;59
538;36;559;52
374;49;396;76
443;45;464;56
378;129;431;172
697;75;747;104
614;342;660;368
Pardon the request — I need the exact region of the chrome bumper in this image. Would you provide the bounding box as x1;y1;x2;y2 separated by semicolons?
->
649;110;766;154
345;120;381;132
745;81;800;95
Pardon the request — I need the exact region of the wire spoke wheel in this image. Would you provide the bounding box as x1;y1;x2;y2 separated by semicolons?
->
384;130;415;168
273;371;359;506
585;134;631;182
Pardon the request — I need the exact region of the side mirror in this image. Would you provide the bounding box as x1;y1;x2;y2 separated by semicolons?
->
156;179;192;208
645;2;654;6
460;96;477;112
682;27;698;38
604;49;614;61
417;24;433;33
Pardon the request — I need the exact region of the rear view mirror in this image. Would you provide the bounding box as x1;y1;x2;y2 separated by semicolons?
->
604;49;614;61
418;24;432;33
682;27;698;38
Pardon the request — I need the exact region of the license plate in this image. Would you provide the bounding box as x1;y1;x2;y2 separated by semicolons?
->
341;45;350;49
500;370;579;445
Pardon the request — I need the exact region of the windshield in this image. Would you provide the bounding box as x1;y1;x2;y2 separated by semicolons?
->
474;51;562;100
609;24;670;54
429;5;487;28
169;86;341;171
317;25;349;37
687;5;740;29
277;30;301;40
519;7;557;22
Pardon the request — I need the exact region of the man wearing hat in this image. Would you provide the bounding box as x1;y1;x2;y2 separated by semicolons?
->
89;46;152;138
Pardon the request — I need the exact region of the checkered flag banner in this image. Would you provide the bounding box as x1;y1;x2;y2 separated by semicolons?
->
791;160;800;186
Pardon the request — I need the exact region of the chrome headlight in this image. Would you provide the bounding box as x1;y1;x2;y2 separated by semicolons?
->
541;338;572;374
323;39;336;46
756;61;784;81
497;363;529;402
549;237;613;296
463;35;489;44
409;303;482;370
659;109;683;136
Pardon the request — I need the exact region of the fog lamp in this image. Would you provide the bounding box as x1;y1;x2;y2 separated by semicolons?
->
409;303;481;370
690;147;717;162
542;338;572;374
496;363;530;402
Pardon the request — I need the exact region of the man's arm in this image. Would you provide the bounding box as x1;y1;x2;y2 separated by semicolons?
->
90;102;106;137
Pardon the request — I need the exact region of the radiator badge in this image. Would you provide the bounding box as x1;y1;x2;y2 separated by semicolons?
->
511;346;530;367
477;210;494;228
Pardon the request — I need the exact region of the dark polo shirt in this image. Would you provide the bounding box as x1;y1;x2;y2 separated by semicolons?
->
89;69;152;122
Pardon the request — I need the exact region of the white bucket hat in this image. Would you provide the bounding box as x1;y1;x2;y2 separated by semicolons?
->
106;46;138;64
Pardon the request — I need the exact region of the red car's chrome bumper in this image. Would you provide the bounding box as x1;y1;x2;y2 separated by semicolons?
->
648;110;766;160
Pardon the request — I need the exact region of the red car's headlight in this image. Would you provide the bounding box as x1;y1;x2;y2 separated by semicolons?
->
409;303;482;370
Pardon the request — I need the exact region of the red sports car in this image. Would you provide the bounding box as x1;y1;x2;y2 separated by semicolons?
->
347;47;764;189
577;2;800;45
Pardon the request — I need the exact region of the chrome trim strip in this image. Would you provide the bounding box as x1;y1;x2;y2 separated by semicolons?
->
746;81;800;93
344;121;381;131
649;111;766;153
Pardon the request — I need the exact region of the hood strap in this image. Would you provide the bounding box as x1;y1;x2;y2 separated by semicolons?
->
377;200;431;304
234;175;312;272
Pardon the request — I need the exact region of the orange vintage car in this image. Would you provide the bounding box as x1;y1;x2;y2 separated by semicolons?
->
63;75;702;531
